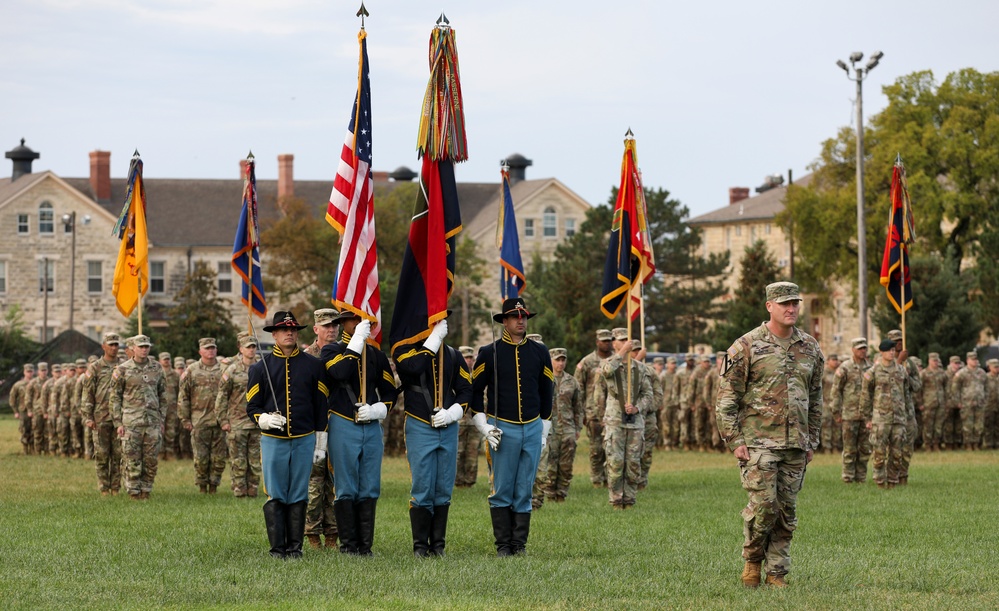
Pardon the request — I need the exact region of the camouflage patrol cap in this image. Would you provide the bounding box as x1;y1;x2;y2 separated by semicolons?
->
236;331;250;341
851;337;868;349
928;352;940;362
239;334;259;348
684;352;696;364
102;332;121;346
199;337;217;349
313;308;339;326
23;363;35;372
966;351;978;361
458;345;475;358
174;356;186;368
949;356;962;364
698;355;712;363
666;356;677;364
630;340;643;351
159;352;172;361
652;357;665;365
123;336;136;348
887;329;903;341
527;334;543;342
828;353;841;361
612;328;629;340
987;358;999;368
596;329;613;341
186;359;195;366
765;281;801;304
75;358;87;367
910;356;922;367
63;363;75;370
550;347;568;360
37;362;49;370
132;335;152;347
51;364;62;372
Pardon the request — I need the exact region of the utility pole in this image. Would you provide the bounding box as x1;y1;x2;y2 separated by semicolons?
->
63;212;77;331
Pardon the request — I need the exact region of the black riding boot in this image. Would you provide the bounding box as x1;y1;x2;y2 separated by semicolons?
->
410;506;433;557
511;511;531;555
333;499;359;555
262;499;287;559
429;504;450;557
285;500;307;559
356;498;377;556
490;506;514;557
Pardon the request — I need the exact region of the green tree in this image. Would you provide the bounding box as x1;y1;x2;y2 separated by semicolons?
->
712;240;782;348
158;261;240;358
0;305;40;386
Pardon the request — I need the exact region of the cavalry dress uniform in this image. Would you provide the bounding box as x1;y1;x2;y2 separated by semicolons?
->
178;344;226;493
471;319;554;556
82;351;124;494
216;350;262;497
322;325;399;556
862;353;908;487
716;313;823;584
110;341;167;499
393;333;472;556
247;337;329;559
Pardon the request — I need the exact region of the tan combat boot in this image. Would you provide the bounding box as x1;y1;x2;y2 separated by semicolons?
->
765;574;787;588
307;534;322;549
325;534;338;549
741;561;762;588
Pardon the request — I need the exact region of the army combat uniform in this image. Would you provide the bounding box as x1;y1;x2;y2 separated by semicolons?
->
542;349;584;502
952;353;987;450
110;339;167;499
920;355;948;451
660;359;680;450
834;349;872;483
597;344;653;508
862;356;908;488
82;352;124;494
158;353;181;461
10;365;34;455
179;342;226;493
576;339;611;486
639;356;661;487
216;349;262;497
820;359;842;453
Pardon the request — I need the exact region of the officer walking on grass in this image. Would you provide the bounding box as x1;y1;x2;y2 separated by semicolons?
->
716;282;823;589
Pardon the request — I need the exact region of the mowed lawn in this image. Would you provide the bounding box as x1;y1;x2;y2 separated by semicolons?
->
1;416;998;610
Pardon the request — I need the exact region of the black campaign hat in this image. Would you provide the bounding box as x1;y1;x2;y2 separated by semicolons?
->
263;311;307;332
493;297;536;323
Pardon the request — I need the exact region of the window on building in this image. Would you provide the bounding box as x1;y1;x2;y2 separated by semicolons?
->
0;261;6;293
87;261;103;293
17;214;29;234
38;259;54;293
543;207;557;238
750;225;756;240
40;326;56;342
524;218;535;238
150;261;165;294
217;262;232;293
565;218;576;238
725;227;732;250
735;225;742;237
765;223;772;235
39;202;54;234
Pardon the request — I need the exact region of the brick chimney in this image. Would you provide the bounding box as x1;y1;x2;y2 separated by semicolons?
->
278;154;294;200
729;187;750;206
239;159;248;179
89;150;112;202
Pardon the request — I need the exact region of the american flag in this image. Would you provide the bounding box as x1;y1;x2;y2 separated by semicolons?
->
326;30;382;343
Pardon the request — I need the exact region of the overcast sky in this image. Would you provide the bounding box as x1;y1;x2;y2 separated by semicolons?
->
2;0;996;219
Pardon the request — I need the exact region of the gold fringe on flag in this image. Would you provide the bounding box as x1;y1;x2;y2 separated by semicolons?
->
416;24;467;162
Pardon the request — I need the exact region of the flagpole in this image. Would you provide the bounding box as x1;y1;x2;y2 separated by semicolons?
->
639;284;646;350
900;247;906;352
626;302;633;406
247;251;254;334
137;273;143;335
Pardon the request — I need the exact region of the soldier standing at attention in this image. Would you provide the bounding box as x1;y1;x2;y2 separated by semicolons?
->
216;334;262;498
943;355;964;449
920;353;948;451
322;311;399;556
28;362;51;455
575;329;613;487
11;364;35;455
454;345;482;487
110;335;166;500
984;359;999;449
158;352;180;461
302;308;340;549
248;311;329;559
56;363;76;456
41;363;60;454
677;352;698;450
716;282;823;589
660;356;680;451
471;297;553;556
71;359;88;458
885;329;920;483
541;347;584;503
179;338;226;493
633;341;660;488
835;338;872;483
173;357;192;459
820;354;841;453
862;339;909;489
596;331;652;509
82;334;123;496
652;357;666;449
393;317;472;557
685;356;711;452
952;351;988;450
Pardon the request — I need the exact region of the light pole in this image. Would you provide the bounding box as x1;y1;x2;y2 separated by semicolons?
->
62;211;77;332
836;50;883;339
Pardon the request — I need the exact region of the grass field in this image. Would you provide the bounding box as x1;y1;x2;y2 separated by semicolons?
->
1;416;998;610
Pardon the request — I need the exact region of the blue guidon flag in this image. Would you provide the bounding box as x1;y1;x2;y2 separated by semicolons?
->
231;155;267;319
497;166;525;299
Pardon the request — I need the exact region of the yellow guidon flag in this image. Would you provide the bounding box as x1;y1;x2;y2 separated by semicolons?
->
111;151;149;317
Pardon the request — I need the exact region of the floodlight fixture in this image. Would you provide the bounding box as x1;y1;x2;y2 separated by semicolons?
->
850;51;864;63
836;59;849;73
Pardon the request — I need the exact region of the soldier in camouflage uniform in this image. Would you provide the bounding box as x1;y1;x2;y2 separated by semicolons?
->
863;339;909;489
685;356;712;452
82;334;124;495
676;352;697;450
540;347;584;503
173;357;193;459
705;352;726;451
984;359;999;449
70;359;87;457
634;341;661;488
452;346;481;487
110;335;167;500
660;357;679;450
942;356;964;449
55;363;75;456
952;351;987;450
10;363;35;455
302;308;339;548
835;338;872;483
716;282;822;589
597;329;653;509
820;354;841;453
576;329;614;487
884;330;920;483
41;363;60;454
920;353;948;451
158;352;180;461
216;334;262;498
179;337;226;493
28;362;50;454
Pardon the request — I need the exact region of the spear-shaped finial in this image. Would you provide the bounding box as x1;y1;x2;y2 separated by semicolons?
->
356;2;369;28
436;12;450;27
895;152;903;166
500;159;510;172
132;149;141;159
625;128;634;140
246;150;255;161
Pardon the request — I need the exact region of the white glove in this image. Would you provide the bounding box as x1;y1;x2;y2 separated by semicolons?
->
356;401;387;423
473;412;502;450
541;419;552;448
258;412;287;431
347;320;371;354
423;320;448;354
432;402;463;428
313;431;328;465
